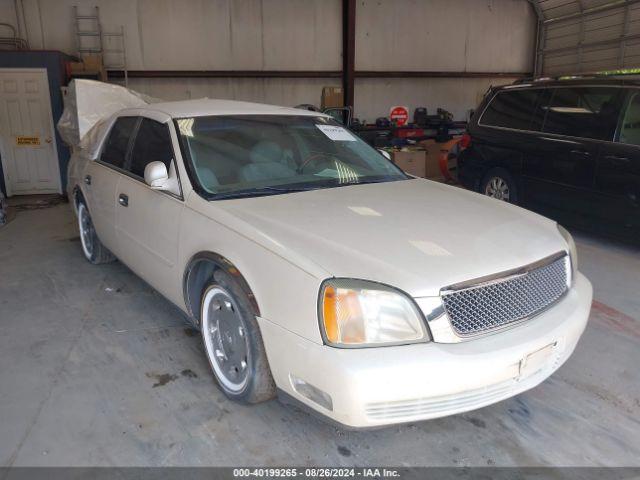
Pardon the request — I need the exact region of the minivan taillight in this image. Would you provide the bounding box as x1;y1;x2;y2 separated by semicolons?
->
460;133;472;149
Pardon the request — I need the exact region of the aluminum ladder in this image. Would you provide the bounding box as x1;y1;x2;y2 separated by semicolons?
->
73;6;128;86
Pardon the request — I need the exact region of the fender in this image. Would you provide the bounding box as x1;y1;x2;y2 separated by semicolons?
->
182;251;260;326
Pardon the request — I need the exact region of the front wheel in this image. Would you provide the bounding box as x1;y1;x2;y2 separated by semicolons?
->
200;270;276;403
481;168;518;204
77;201;115;264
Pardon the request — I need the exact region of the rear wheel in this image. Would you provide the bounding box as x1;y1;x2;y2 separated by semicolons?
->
77;201;115;264
200;270;276;403
481;168;518;204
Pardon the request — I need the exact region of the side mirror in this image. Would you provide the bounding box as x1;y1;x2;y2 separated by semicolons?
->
323;106;353;126
378;149;391;160
144;161;169;189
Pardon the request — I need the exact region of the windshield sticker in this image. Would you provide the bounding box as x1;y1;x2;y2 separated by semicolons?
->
316;125;356;141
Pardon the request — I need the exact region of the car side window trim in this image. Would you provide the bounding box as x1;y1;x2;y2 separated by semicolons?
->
121;116;185;201
173;118;210;199
477;84;637;145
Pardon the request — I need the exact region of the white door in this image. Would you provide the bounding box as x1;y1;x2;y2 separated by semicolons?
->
0;68;61;196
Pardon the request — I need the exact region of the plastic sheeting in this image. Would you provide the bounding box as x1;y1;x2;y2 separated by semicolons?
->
57;79;160;149
0;192;6;226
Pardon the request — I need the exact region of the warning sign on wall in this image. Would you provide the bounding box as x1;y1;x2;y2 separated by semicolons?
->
15;136;41;146
389;106;409;126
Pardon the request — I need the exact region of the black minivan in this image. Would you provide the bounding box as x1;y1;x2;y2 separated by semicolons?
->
458;77;639;240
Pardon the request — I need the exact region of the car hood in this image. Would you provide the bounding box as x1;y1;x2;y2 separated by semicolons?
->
211;178;568;297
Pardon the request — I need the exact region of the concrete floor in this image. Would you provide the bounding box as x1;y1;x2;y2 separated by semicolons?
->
0;202;639;467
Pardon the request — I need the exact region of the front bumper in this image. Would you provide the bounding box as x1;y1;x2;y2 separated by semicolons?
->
258;273;592;428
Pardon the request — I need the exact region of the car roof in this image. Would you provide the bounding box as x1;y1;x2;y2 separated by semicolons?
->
500;76;640;91
120;98;329;119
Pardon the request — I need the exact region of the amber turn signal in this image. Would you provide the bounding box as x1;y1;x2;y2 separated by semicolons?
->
322;285;339;343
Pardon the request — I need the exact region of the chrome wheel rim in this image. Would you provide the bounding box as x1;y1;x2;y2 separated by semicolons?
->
78;204;94;259
202;286;250;393
485;176;510;201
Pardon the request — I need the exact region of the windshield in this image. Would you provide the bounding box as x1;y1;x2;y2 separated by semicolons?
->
175;115;407;199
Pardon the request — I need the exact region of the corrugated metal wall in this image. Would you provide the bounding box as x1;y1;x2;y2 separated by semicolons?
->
534;0;640;75
355;0;535;121
4;0;536;120
6;0;343;70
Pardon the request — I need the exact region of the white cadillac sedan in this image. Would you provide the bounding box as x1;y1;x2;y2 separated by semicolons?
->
67;99;592;428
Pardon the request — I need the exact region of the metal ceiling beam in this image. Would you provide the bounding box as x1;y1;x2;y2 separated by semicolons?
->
542;32;640;56
353;71;528;78
342;0;356;110
527;0;544;20
544;0;640;24
619;1;632;66
577;0;586;71
528;1;545;76
106;70;528;80
106;70;342;78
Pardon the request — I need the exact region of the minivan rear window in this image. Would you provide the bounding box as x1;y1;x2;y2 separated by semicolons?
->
480;89;541;130
542;87;620;140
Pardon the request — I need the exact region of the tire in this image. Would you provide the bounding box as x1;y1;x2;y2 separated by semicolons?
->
480;167;518;204
200;269;276;404
77;201;116;265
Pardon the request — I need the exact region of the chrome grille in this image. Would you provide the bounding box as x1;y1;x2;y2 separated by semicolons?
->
441;255;569;336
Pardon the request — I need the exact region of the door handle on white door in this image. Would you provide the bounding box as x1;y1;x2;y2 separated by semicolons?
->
118;194;129;207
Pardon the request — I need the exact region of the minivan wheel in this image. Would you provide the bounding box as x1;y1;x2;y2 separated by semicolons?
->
200;270;276;403
481;168;518;204
77;201;116;264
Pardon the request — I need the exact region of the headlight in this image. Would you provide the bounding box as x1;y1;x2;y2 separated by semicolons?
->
557;224;578;285
319;279;429;347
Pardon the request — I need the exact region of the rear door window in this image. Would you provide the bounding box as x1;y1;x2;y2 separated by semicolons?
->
619;91;640;145
542;87;621;140
480;89;541;130
128;118;174;179
101;117;138;169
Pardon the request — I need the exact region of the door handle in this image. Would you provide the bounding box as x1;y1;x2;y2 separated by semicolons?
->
605;155;630;164
84;175;91;185
570;149;592;158
118;194;129;207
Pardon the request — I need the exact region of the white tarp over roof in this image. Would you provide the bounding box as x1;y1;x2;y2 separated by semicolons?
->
57;79;160;149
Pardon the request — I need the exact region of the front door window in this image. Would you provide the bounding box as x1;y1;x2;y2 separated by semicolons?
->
128;118;174;178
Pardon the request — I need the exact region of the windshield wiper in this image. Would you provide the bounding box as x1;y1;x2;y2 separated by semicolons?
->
210;178;404;200
210;185;318;200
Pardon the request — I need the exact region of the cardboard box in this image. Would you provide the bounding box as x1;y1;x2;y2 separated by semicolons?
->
421;140;443;180
419;137;463;181
82;54;104;69
68;54;107;81
68;62;85;74
391;150;426;178
321;86;344;109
